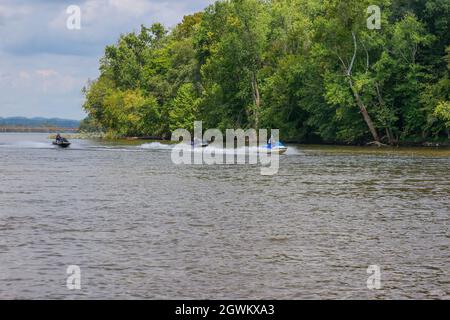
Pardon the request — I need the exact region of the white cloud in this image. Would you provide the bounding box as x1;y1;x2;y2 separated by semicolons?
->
18;71;31;80
0;52;96;118
108;0;153;16
0;3;32;19
0;0;215;119
36;69;58;78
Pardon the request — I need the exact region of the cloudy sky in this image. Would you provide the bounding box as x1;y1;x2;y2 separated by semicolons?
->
0;0;214;119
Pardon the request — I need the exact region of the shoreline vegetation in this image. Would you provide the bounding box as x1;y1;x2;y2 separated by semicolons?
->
46;132;450;148
81;0;450;147
0;127;78;133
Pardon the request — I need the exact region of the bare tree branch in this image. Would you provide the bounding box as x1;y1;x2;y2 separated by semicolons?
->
336;53;348;72
375;82;384;106
348;31;357;76
361;41;369;73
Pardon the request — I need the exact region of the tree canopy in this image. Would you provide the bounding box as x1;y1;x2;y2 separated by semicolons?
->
83;0;450;144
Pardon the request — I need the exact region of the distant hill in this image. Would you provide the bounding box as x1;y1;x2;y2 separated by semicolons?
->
0;117;80;128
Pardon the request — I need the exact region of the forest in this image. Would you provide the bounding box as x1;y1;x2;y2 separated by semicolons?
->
82;0;450;145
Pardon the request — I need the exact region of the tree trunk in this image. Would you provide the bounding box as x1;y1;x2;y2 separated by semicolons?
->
374;82;394;145
251;72;261;129
338;32;380;143
386;127;395;145
349;79;380;142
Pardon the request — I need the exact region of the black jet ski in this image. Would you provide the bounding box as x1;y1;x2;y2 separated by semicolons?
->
53;138;71;148
191;138;209;148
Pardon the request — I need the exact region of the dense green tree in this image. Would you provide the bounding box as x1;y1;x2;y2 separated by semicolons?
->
197;0;270;129
169;83;201;132
82;0;450;145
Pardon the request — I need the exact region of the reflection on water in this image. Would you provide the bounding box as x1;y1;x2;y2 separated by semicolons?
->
0;133;449;299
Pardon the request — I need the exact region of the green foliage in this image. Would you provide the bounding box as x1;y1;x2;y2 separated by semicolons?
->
79;115;101;133
169;83;200;132
83;0;450;143
435;101;450;128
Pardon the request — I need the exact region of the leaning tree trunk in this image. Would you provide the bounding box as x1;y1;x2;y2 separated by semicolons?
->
349;79;380;142
338;32;380;143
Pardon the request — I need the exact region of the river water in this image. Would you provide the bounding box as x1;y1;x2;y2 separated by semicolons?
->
0;133;448;299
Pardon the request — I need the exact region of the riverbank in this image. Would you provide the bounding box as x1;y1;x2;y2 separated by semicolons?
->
51;132;450;149
48;132;103;140
0;127;78;133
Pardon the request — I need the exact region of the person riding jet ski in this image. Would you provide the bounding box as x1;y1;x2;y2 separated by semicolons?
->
53;134;71;148
262;136;288;154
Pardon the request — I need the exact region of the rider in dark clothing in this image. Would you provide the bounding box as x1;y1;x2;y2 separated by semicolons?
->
56;134;62;142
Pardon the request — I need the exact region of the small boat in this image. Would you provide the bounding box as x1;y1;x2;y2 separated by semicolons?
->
260;142;288;155
53;138;71;148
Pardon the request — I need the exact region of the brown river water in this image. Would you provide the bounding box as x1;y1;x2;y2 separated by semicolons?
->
0;133;449;299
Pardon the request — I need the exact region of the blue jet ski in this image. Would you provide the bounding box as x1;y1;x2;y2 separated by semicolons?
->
260;141;288;154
